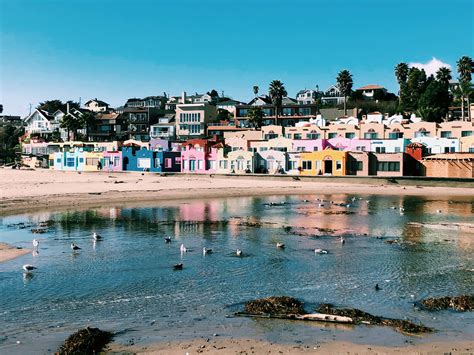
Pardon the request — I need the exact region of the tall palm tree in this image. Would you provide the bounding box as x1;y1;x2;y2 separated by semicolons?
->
394;63;409;110
247;106;264;129
457;56;473;121
253;86;259;97
268;80;287;124
454;81;472;121
336;70;353;115
436;67;452;86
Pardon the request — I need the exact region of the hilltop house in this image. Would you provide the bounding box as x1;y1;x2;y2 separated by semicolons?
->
84;98;109;112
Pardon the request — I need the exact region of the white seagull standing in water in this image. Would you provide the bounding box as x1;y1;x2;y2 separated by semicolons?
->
276;242;285;249
92;232;102;241
314;248;328;254
236;249;243;256
180;244;187;253
340;237;345;245
32;239;39;250
22;264;37;273
71;243;81;251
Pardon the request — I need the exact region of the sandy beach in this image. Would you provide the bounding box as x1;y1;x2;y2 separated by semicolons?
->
110;337;474;354
0;242;30;263
1;169;472;217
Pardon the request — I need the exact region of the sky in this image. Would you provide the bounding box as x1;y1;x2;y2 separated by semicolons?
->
0;0;473;116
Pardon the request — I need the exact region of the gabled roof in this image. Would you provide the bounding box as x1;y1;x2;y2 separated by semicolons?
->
85;98;109;106
247;95;272;105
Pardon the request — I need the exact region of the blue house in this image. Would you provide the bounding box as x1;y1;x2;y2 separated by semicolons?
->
121;146;181;172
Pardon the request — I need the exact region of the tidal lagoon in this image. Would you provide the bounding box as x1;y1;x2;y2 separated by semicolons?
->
0;194;473;353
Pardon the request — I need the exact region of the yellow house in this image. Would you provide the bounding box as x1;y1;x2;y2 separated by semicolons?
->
83;151;105;171
299;149;347;176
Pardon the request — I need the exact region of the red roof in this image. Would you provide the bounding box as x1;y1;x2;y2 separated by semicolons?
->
357;85;385;91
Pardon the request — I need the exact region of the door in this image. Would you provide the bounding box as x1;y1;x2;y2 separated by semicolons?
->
324;160;333;175
189;160;196;171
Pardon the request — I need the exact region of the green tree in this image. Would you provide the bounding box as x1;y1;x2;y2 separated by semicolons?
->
215;109;232;121
404;67;427;113
0;124;24;164
253;86;259;97
418;80;450;122
268;80;287;123
336;70;353;115
79;111;97;141
436;67;452;86
0;104;3;114
395;62;409;111
247;106;264;129
453;81;473;121
456;56;473;120
60;114;81;141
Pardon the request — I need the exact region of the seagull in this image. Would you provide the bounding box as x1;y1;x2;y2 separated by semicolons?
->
390;206;397;210
375;283;380;291
71;243;81;251
173;263;183;270
236;249;242;256
180;244;187;253
399;207;405;212
314;248;328;254
436;209;442;213
92;232;102;241
351;197;356;202
203;247;213;255
318;203;324;207
345;204;351;208
164;236;172;243
32;239;39;249
22;264;37;273
276;242;285;249
340;237;345;245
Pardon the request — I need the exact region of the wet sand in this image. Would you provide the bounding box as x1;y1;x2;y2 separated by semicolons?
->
1;169;472;217
110;337;474;354
0;242;30;263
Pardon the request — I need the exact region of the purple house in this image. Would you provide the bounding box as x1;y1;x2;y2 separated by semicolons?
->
103;151;122;172
291;139;328;153
327;137;371;152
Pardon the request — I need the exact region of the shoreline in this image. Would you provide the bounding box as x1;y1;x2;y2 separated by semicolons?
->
109;337;474;354
1;169;472;217
0;243;30;263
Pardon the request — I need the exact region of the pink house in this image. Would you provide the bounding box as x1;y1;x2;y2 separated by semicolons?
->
103;151;122;171
327;137;371;152
291;139;328;153
180;139;224;173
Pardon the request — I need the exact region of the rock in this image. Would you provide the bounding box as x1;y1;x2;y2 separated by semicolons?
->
419;295;473;312
57;327;113;355
244;296;306;315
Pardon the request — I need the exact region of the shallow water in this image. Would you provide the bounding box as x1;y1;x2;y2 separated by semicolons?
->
0;194;473;353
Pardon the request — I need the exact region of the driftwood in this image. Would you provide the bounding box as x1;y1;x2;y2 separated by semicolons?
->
234;312;353;324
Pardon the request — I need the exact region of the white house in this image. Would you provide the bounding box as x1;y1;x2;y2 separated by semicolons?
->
369;138;410;153
296;89;317;105
24;109;55;136
84;98;109;112
150;114;176;140
411;137;459;154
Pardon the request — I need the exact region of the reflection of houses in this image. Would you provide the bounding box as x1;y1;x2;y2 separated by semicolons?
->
422;153;474;178
299;149;347;176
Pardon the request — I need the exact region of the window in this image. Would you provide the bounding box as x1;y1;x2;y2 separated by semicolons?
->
345;133;355;139
297;146;304;152
299;107;311;116
389;130;403;139
307;131;320;139
469;147;474;153
137;158;151;169
444;147;455;153
336;161;342;170
182;159;187;169
197;160;203;170
415;129;429;138
207;160;216;170
246;161;251;170
461;131;473;137
165;158;172;168
364;129;378;139
155;158;161;168
356;146;366;151
394;147;401;153
260;147;268;152
219;160;228;169
294;134;302;140
440;131;452;138
114;157;120;166
49;159;54;166
86;158;99;167
328;133;337;139
288;161;297;170
79;158;84;163
302;160;312;170
56;158;61;163
377;162;400;171
375;147;386;153
176;157;181;164
351;161;363;171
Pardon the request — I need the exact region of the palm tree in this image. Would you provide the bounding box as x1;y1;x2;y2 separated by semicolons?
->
80;111;97;141
247;106;264;129
457;56;473;120
253;86;259;97
268;80;287;124
457;56;473;83
395;63;409;111
336;70;353;115
436;67;452;86
454;81;472;121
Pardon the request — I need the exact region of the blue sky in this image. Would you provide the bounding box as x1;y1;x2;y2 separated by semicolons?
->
1;0;473;115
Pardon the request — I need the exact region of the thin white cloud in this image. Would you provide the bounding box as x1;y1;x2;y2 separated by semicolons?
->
408;57;452;76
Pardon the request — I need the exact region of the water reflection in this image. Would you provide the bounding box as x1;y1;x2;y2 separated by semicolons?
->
0;194;473;352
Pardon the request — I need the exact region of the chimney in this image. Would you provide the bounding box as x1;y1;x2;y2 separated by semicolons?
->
67;102;70;114
181;91;187;104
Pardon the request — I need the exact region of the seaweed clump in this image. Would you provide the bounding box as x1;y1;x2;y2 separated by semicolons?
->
245;296;306;315
316;304;432;334
419;295;473;312
57;327;113;355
